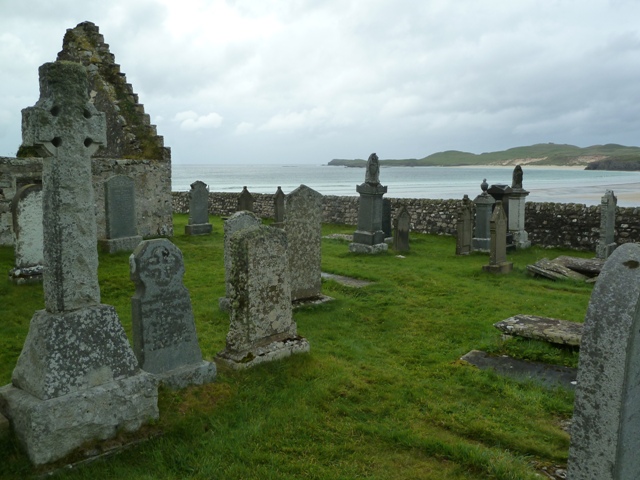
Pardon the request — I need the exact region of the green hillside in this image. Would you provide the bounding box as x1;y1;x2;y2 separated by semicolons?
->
329;143;640;169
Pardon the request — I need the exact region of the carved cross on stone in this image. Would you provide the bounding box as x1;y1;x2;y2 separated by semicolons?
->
21;61;107;313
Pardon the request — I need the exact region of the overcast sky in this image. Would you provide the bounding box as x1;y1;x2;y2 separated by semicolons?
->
1;0;639;165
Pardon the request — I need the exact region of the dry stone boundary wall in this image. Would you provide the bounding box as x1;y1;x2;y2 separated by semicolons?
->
172;192;640;251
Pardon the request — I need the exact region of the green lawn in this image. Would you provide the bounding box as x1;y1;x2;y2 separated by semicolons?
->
0;214;593;479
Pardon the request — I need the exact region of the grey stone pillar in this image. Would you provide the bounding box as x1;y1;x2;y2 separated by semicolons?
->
472;179;495;252
596;190;617;259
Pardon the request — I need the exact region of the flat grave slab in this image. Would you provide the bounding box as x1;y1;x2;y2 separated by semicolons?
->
461;350;577;389
321;272;373;288
494;314;583;347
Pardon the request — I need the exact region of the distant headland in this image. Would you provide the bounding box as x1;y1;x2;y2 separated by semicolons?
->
328;143;640;170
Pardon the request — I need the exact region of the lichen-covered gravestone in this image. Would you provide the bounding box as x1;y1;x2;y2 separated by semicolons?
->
0;61;158;466
567;243;640;479
284;185;323;301
130;239;216;388
99;174;142;253
596;189;617;260
9;184;44;284
455;194;472;255
185;180;212;235
392;205;411;252
217;225;310;369
482;201;512;274
219;211;262;311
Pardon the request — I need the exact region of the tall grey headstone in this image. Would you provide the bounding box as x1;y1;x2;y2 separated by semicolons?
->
237;186;255;212
472;179;495;252
9;184;44;284
273;186;285;228
455;194;473;255
392;205;411;252
349;153;388;254
99;174;142;253
185;180;212;235
216;225;310;369
0;61;158;466
130;239;216;388
284;185;323;301
219;211;261;311
596;189;617;259
567;243;640;479
382;198;392;239
482;201;512;274
508;165;530;249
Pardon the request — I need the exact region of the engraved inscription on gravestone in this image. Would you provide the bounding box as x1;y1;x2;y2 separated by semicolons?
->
105;175;136;239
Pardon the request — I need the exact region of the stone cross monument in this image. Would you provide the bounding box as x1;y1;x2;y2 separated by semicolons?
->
0;62;158;466
349;153;388;254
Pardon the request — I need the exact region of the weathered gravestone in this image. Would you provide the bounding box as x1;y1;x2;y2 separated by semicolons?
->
0;61;158;466
237;186;255;212
130;239;216;388
216;225;310;369
349;153;388;254
185;180;212;235
284;185;323;302
382;198;392;239
472;179;495;252
508;165;530;249
9;184;44;284
273;186;285;228
596;189;617;260
482;201;512;274
392;205;411;252
455;194;473;255
219;211;262;311
99;174;142;253
567;243;640;479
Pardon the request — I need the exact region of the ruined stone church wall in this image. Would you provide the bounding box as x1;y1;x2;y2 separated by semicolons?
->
0;156;172;245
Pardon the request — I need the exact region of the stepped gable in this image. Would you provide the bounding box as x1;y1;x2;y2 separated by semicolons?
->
54;21;169;161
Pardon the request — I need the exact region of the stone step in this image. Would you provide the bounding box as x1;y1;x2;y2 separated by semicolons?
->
494;314;583;346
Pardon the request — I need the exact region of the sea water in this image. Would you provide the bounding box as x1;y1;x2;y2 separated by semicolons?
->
172;164;640;207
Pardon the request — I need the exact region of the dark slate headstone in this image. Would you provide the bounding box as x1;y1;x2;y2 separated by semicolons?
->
100;175;142;253
9;184;44;284
273;186;285;227
130;239;216;388
392;206;411;252
216;225;310;369
568;243;640;479
382;198;392;238
237;186;255;212
185;180;212;235
455;194;472;255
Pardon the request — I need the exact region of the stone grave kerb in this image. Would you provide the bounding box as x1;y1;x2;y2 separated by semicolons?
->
567;243;640;479
22;61;106;312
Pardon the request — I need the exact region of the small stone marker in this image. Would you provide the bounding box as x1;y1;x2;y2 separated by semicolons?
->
284;185;323;302
99;175;142;253
595;189;617;260
349;153;388;254
472;179;495;252
217;225;310;369
130;239;216;388
567;243;640;479
455;194;473;255
185;180;212;235
9;184;44;284
482;201;512;274
273;186;285;227
392;205;411;252
0;61;158;466
508;165;531;249
219;211;261;311
237;186;255;212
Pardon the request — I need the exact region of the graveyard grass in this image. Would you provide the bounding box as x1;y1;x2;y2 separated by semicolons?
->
0;214;593;479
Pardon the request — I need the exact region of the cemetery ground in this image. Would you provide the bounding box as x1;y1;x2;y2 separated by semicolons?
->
0;215;593;479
